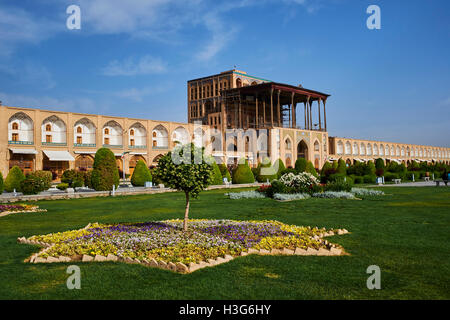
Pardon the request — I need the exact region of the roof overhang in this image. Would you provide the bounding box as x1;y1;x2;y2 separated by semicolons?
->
43;150;75;161
9;148;38;155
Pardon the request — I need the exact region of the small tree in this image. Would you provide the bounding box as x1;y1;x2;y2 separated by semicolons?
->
91;148;120;191
5;166;26;192
131;160;152;186
154;143;213;231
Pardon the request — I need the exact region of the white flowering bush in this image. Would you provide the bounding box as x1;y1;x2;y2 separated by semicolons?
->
351;188;385;197
226;191;267;199
312;191;356;199
279;172;319;193
273;193;311;201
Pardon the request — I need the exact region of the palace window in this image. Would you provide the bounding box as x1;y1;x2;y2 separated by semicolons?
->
104;128;109;135
12;122;19;130
153;140;157;147
130;129;134;136
46;124;52;132
77;126;82;134
130;139;135;146
12;133;19;141
76;136;82;144
46;135;52;143
104;137;110;145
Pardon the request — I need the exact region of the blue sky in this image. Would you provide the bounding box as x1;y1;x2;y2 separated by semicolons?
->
0;0;449;147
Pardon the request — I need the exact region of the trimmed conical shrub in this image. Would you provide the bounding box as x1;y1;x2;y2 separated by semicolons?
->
5;166;25;192
91;148;120;191
0;171;4;194
306;160;318;178
218;163;231;182
232;159;255;184
321;161;332;176
295;158;307;173
131;160;152;186
211;161;224;185
274;158;286;179
336;159;347;175
256;158;277;182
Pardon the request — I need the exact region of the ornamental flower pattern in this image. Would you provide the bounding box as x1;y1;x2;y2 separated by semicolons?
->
27;219;337;264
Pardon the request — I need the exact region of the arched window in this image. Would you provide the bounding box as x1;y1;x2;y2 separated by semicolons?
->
285;138;292;150
77;126;82;134
236;78;242;88
12;122;19;130
130;129;134;136
104;128;109;135
314;141;320;152
46;124;52;132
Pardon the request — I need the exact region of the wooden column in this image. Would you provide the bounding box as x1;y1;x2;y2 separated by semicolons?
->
309;99;313;130
304;102;307;129
255;94;258;128
291;92;295;128
306;96;311;129
263;99;266;128
318;98;322;130
239;101;242;128
270;89;274;127
277;90;281;127
221;100;226;132
323;99;327;131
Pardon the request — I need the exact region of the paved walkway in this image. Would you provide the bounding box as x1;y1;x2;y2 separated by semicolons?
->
376;181;446;187
0;183;263;203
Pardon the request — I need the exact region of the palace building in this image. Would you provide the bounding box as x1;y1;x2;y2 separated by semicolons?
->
1;69;449;180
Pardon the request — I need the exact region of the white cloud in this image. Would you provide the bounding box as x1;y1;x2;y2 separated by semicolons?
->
115;84;169;102
0;6;60;56
102;55;167;76
0;92;101;115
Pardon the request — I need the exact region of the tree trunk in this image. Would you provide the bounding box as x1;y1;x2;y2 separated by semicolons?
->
183;192;190;232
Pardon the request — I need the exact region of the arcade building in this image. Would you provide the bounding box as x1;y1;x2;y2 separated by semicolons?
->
1;69;449;180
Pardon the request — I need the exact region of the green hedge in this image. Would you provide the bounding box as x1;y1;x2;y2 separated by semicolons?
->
5;166;25;192
131;160;152;186
91;148;120;191
232;160;255;184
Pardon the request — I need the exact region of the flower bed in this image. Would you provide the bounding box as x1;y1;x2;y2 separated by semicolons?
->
19;219;349;272
273;193;311;201
351;188;385;197
0;204;46;217
312;191;357;199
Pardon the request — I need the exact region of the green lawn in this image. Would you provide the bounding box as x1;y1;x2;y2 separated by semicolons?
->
0;187;449;299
